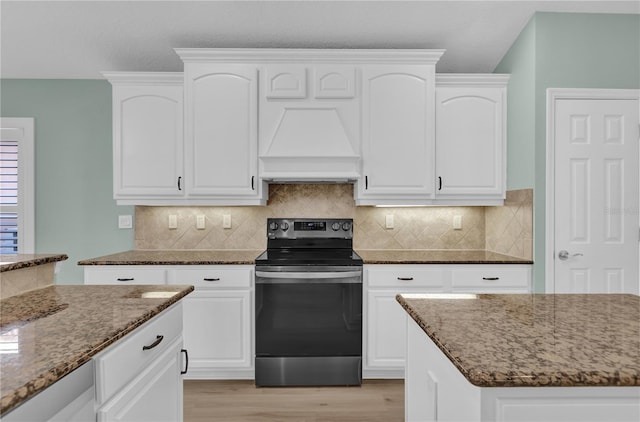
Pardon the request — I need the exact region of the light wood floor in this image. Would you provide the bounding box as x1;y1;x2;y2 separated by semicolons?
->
184;379;404;422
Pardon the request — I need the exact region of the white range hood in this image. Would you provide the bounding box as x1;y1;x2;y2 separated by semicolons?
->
260;108;360;182
258;62;361;182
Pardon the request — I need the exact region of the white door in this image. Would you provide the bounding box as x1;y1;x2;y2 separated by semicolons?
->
549;90;639;294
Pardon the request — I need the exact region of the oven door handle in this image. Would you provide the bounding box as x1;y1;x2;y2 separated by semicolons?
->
255;270;362;283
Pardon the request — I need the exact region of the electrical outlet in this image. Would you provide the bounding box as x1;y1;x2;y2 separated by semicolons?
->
168;215;178;229
453;215;463;230
118;215;132;229
223;214;232;229
385;214;394;229
196;215;206;230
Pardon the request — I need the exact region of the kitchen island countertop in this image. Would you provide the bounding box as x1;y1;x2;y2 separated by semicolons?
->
0;254;68;272
0;284;194;415
396;293;640;388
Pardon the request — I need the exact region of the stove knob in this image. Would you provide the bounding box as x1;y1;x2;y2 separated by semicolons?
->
269;222;279;231
331;222;341;231
342;222;352;231
281;222;289;231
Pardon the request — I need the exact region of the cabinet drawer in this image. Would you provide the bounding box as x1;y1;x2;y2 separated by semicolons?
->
171;266;252;288
84;266;167;285
451;265;530;291
94;303;183;405
367;266;446;288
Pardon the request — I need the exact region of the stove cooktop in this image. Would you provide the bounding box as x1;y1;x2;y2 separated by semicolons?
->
255;248;363;267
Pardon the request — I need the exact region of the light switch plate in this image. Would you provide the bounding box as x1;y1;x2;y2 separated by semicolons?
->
196;215;206;230
118;215;132;229
168;215;178;229
223;214;232;229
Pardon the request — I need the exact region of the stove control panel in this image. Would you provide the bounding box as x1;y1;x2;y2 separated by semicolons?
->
267;218;353;239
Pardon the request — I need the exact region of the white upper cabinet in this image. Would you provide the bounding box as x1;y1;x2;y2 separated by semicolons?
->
106;51;510;206
182;60;262;203
104;73;184;204
435;74;509;205
357;64;438;205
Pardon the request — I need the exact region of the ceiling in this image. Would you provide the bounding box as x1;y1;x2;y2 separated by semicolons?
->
1;1;638;79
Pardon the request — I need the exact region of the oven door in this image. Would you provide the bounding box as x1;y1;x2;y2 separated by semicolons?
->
255;266;362;357
254;266;363;386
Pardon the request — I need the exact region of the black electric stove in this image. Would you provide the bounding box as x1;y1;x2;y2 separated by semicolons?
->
254;218;363;387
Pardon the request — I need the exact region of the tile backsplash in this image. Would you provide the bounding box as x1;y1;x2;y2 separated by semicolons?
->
135;184;532;260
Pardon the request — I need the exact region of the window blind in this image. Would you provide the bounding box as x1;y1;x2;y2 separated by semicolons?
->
0;140;19;253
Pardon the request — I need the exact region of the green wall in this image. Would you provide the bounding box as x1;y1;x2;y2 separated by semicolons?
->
495;12;640;292
0;80;134;284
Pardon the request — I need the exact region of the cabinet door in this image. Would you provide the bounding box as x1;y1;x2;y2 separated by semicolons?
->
360;65;436;199
97;337;183;422
185;64;259;197
436;86;505;198
366;290;408;371
182;289;253;377
112;81;183;199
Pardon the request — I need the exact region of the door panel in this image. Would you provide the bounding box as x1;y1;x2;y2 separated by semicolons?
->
553;97;639;294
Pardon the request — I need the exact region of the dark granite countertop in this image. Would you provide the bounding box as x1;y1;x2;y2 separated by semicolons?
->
357;249;533;264
0;254;68;272
396;293;640;388
0;284;194;415
77;249;263;265
77;249;532;266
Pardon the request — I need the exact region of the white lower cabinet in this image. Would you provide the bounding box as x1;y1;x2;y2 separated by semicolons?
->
96;337;183;422
83;264;255;380
364;264;531;378
94;303;185;422
171;266;254;379
84;266;167;285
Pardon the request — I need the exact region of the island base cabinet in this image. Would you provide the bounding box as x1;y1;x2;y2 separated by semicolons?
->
95;303;185;422
405;318;640;422
97;337;184;422
1;361;95;422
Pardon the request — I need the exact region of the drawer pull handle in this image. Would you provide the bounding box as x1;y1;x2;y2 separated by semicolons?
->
203;277;220;282
142;335;164;351
117;277;134;282
397;277;414;281
482;277;500;281
181;349;189;375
